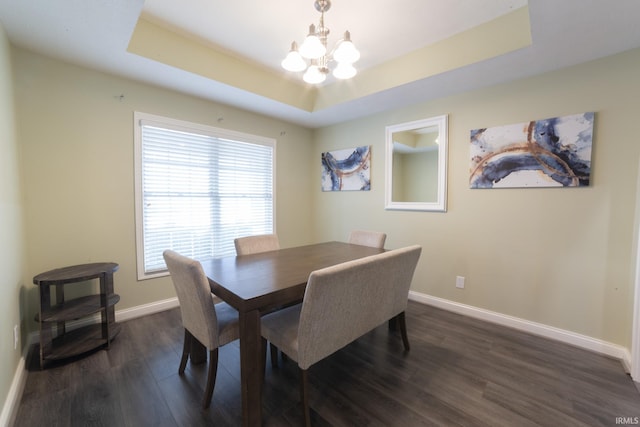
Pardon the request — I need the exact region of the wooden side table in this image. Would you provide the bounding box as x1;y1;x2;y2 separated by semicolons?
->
33;262;120;368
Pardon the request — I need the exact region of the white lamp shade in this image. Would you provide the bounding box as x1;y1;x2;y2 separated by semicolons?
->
300;35;326;59
299;25;326;59
332;62;357;79
333;38;360;63
282;48;307;72
303;65;327;84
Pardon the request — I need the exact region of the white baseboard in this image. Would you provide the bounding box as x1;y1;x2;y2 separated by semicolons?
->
0;350;27;427
114;297;179;323
409;291;632;372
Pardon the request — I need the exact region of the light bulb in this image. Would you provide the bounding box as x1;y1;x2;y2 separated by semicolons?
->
333;62;357;79
281;42;307;72
299;24;326;59
303;65;327;84
333;31;360;63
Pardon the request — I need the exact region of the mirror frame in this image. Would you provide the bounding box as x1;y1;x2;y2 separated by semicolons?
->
385;114;448;212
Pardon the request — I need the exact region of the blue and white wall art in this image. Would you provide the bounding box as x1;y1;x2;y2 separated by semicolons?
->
469;112;594;188
321;145;371;191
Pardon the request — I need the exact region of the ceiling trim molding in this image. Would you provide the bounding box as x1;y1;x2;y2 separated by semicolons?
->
128;6;530;116
316;6;532;111
127;17;318;112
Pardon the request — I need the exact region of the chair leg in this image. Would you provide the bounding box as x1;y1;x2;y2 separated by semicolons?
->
299;368;311;427
270;342;279;368
388;317;398;331
397;311;410;351
179;329;192;374
203;348;219;409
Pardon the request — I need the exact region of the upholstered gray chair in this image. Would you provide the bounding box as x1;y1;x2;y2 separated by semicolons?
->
233;233;282;366
163;250;240;409
348;229;387;248
234;233;280;255
261;245;421;426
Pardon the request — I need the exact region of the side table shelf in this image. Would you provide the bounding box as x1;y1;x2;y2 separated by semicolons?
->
35;294;121;323
33;262;120;369
46;323;122;361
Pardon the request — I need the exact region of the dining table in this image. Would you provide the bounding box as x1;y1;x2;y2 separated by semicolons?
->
200;241;386;427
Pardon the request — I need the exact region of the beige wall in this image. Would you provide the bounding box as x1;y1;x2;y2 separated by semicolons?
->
5;36;640;416
13;48;315;333
312;47;640;348
0;25;25;422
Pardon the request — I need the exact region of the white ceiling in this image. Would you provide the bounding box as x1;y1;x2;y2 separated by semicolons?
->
1;0;640;128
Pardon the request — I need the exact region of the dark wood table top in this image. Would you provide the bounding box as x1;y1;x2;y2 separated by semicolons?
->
201;241;385;312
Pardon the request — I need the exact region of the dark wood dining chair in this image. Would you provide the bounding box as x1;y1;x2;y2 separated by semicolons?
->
260;245;421;426
163;250;240;409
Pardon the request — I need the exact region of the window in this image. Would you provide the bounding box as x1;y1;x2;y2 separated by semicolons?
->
134;112;276;280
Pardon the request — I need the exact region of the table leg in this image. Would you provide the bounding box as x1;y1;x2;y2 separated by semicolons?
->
239;309;262;427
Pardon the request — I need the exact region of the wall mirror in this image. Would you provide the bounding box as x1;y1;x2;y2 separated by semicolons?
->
385;114;448;211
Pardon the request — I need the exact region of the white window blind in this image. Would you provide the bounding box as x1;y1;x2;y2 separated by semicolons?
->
134;112;275;280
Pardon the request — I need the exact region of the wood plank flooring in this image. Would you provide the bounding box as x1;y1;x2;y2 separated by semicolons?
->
13;301;640;426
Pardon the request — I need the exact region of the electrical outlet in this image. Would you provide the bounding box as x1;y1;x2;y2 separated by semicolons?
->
13;325;19;350
456;276;465;289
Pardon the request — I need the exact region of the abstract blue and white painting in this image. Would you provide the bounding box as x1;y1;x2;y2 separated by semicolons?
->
469;112;594;188
321;145;371;191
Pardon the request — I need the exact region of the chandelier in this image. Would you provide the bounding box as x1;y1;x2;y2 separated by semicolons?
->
281;0;360;84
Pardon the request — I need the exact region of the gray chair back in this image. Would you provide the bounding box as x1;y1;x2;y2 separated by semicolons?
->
348;230;387;248
297;244;421;369
163;250;220;349
234;233;280;255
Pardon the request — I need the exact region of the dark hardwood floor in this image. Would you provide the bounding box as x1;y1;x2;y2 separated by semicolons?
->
13;301;640;426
